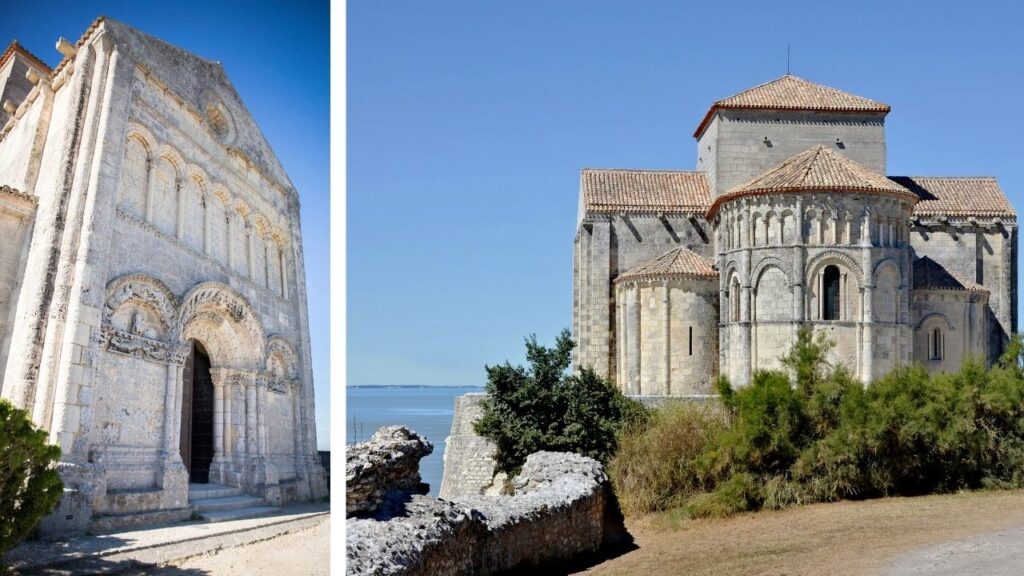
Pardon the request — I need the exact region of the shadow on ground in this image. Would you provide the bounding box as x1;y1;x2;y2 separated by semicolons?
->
9;557;210;575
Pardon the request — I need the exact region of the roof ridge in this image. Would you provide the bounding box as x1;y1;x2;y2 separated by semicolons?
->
582;167;705;174
714;74;791;105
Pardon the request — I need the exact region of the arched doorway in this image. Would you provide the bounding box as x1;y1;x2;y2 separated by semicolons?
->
180;341;215;483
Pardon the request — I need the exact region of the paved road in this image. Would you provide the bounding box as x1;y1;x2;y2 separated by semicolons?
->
878;523;1024;575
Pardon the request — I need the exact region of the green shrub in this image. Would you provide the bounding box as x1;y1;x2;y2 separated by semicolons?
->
475;329;646;475
609;402;726;515
609;329;1024;520
0;399;62;556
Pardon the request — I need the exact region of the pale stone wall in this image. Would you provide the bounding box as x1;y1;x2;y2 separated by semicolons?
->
703;110;887;197
0;18;326;535
911;290;990;374
614;277;718;396
574;213;714;382
910;222;1016;361
717;192;916;384
439;393;499;500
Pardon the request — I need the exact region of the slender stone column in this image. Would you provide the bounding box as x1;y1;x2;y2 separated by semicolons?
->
861;207;874;384
144;157;156;223
209;369;229;483
162;360;182;460
203;196;211;256
626;284;641;395
280;247;289;299
662;282;671;395
175;179;184;240
245;377;258;456
246;226;255;280
226;213;235;270
264;241;272;289
739;203;752;386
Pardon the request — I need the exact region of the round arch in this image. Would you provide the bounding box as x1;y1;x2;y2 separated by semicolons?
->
177;281;266;369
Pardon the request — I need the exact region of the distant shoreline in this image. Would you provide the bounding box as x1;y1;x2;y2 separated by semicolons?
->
347;385;485;389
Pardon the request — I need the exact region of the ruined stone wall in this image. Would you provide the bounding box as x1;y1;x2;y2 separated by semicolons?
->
349;447;624;576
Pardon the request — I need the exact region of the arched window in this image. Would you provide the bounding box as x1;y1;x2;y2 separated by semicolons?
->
822;265;841;320
929;327;944;360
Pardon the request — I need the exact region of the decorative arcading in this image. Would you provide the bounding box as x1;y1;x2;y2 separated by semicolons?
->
115;207;289;303
123;120;290;249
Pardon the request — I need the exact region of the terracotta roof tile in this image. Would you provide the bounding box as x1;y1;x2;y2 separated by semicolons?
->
580;168;711;215
889;176;1016;218
695;75;889;138
709;145;916;217
616;246;718;283
0;41;52;74
913;256;989;293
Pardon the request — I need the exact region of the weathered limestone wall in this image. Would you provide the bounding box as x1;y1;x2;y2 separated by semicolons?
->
574;213;713;381
614;277;719;396
0;189;36;391
717;192;915;384
703;110;887;197
349;448;626;576
911;290;990;374
439;393;499;500
910;221;1016;360
0;17;326;535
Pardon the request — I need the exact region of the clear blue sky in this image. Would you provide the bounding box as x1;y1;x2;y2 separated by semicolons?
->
349;0;1024;387
2;2;331;447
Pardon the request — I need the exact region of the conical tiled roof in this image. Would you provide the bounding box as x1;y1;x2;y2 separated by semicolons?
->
694;75;889;137
913;256;989;293
707;145;917;217
615;247;717;283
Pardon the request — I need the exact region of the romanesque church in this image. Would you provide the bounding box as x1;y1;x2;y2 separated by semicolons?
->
573;75;1017;394
0;17;326;535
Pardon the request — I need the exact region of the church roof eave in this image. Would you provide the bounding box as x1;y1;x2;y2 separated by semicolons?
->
693;74;890;139
706;145;917;218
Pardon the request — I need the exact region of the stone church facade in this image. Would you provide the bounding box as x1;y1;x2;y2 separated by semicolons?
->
574;75;1017;394
0;18;326;534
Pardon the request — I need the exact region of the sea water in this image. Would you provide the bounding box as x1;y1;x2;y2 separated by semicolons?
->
346;385;483;496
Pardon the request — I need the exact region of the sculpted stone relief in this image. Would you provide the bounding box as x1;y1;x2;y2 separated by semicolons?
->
101;276;293;386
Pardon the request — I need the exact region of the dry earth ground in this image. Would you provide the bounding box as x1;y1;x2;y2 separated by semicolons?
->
165;515;330;576
575;489;1024;575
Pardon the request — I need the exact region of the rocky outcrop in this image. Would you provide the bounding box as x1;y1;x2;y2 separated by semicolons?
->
347;444;629;576
346;426;433;517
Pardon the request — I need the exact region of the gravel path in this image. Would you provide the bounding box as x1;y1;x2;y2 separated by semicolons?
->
876;523;1024;576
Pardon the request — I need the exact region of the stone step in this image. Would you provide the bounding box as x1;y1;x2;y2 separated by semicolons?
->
188;483;242;500
200;506;281;523
191;495;265;512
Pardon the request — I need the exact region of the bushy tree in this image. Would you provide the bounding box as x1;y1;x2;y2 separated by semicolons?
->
475;329;645;475
0;399;63;556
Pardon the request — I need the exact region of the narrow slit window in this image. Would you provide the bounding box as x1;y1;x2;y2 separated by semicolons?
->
688;326;693;356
